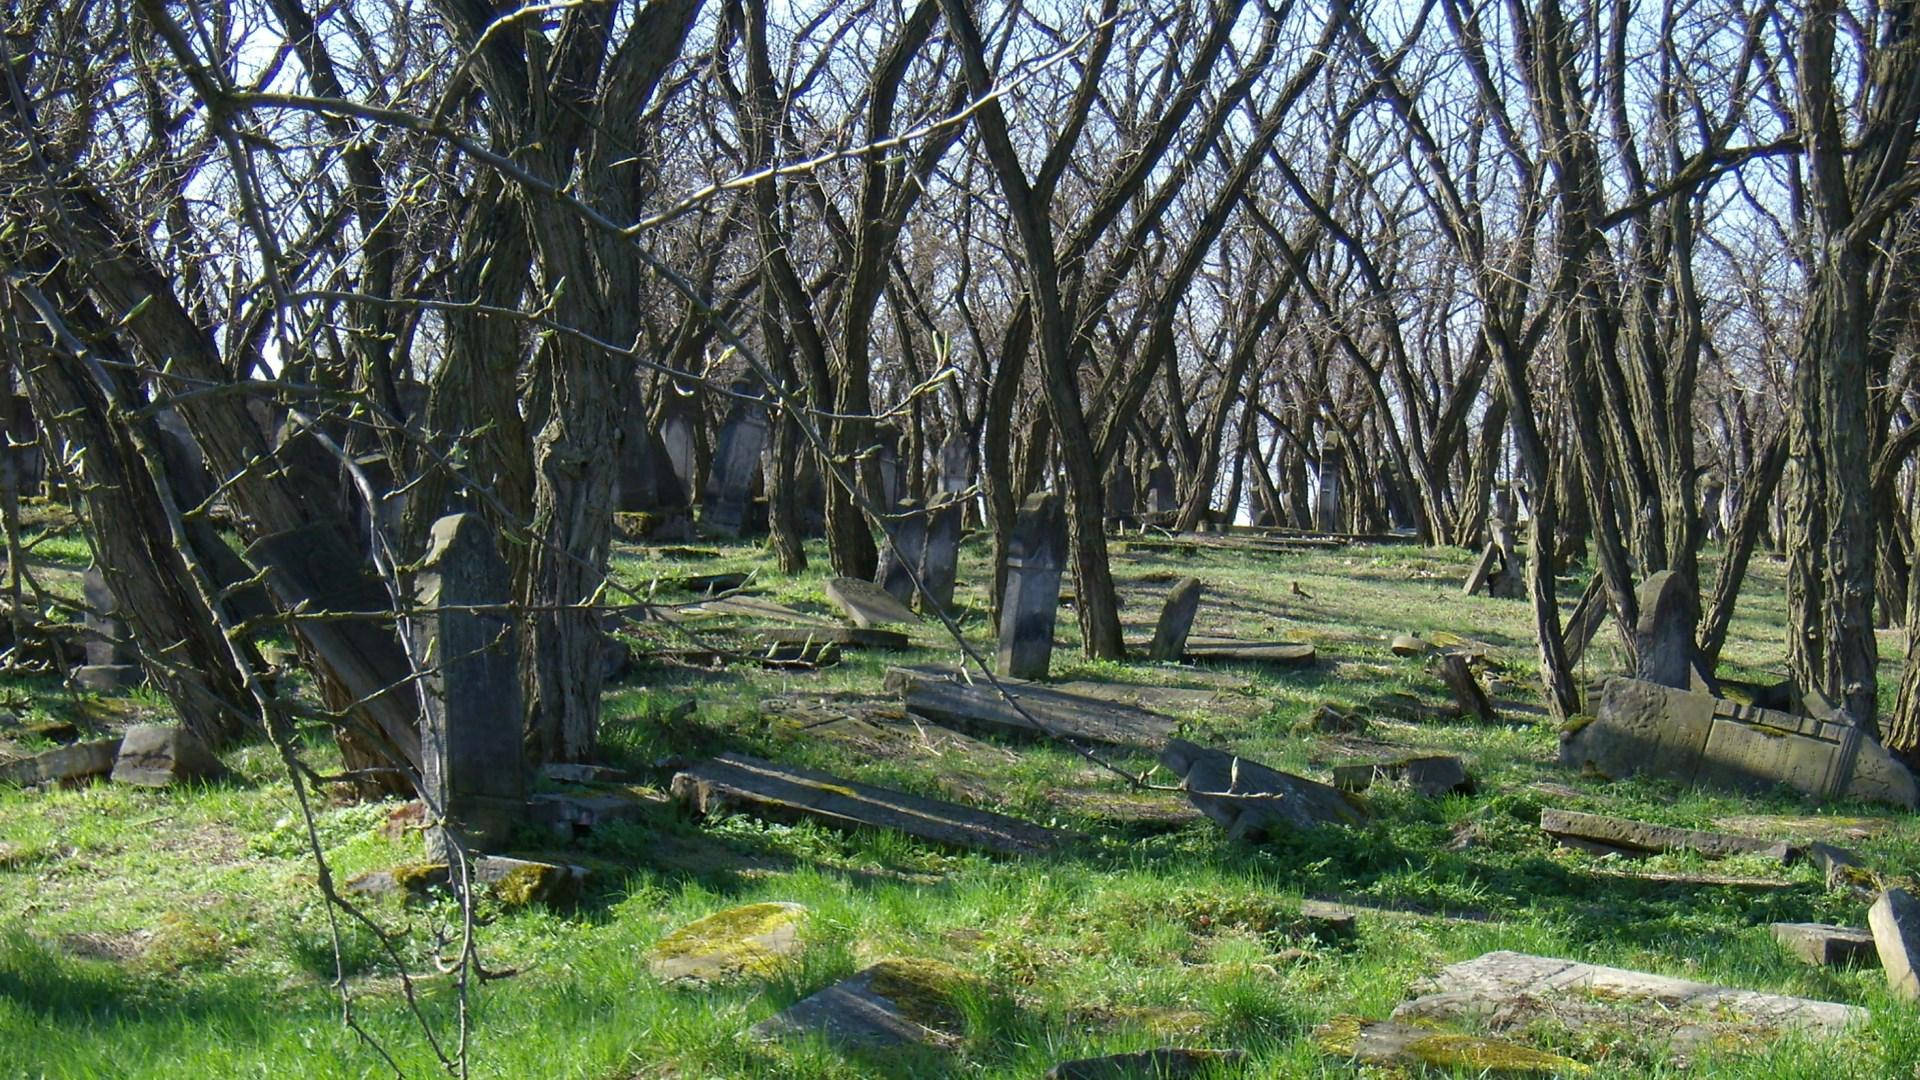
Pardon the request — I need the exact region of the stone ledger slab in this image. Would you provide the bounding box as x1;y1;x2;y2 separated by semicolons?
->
650;902;809;985
751;959;973;1050
1159;738;1368;841
825;576;921;629
1770;923;1878;968
1539;809;1794;863
0;738;120;787
892;669;1175;749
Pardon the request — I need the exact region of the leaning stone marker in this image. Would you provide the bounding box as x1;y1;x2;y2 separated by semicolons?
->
1633;570;1702;689
411;513;525;860
1332;756;1472;798
1044;1048;1247;1080
1147;577;1203;662
918;498;963;616
826;576;921;629
751;958;976;1050
1434;653;1496;723
110;725;224;787
1771;923;1879;968
701;381;769;537
649;902;810;986
1159;738;1368;841
874;499;931;606
1870;887;1920;1002
997;493;1066;679
1462;543;1500;596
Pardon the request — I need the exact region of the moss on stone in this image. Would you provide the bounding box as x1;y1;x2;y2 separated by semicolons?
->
391;861;450;892
650;902;809;983
864;957;980;1032
1316;1015;1589;1076
490;863;572;907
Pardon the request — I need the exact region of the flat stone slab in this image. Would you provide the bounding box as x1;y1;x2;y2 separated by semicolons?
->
1870;887;1920;1002
1044;1048;1247;1079
1771;923;1878;968
672;753;1067;857
1395;951;1864;1060
680;596;822;624
1180;637;1315;665
110;725;225;787
825;576;921;628
1159;738;1368;841
1389;634;1432;657
755;625;912;651
751;958;975;1049
649;902;809;985
473;856;588;906
890;668;1175;749
0;737;119;787
1333;756;1472;797
1539;809;1795;863
528;791;658;837
1315;1015;1586;1076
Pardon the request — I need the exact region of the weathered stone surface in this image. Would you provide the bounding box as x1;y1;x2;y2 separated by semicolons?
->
1333;756;1472;798
1044;1048;1247;1080
1298;901;1360;939
751;958;976;1049
755;625;912;652
1563;677;1918;808
473;856;587;906
539;763;627;784
72;664;144;693
1771;923;1878;968
1539;809;1794;863
1434;654;1495;723
1315;1015;1586;1076
1315;449;1344;533
672;753;1066;857
1147;578;1203;663
345;862;450;899
1394;951;1864;1059
1563;575;1608;667
875;499;931;606
825;576;921;629
998;493;1066;679
528;791;656;837
1633;570;1702;690
0;737;120;787
1389;634;1431;657
1181;637;1314;665
1462;543;1500;596
1159;738;1367;841
701;382;769;537
1870;887;1920;1002
918;499;963;617
110;725;224;787
649;901;809;985
893;668;1175;749
1300;704;1368;735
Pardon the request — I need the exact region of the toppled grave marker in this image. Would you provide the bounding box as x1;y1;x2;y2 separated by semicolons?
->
919;499;963;616
1159;738;1368;841
1462;543;1500;597
672;752;1067;857
825;576;921;629
890;668;1175;749
1562;677;1918;808
1333;756;1473;798
1563;575;1607;666
754;625;911;652
1180;636;1315;665
110;725;225;787
0;737;120;787
474;856;587;906
1771;923;1878;968
1147;577;1203;662
1870;887;1920;1002
1539;809;1795;863
649;902;809;986
1044;1048;1247;1080
1315;1015;1586;1076
674;571;749;595
751;958;976;1050
529;790;658;837
1389;634;1431;657
1434;653;1496;723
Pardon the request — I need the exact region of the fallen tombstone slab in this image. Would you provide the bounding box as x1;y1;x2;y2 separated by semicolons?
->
649;642;841;669
1806;841;1872;891
110;725;225;787
1539;808;1795;863
650;901;809;986
680;596;823;623
755;625;912;651
0;737;120;787
72;664;143;692
672;752;1067;857
1462;543;1500;596
529;791;657;837
345;862;450;899
1297;901;1360;940
1315;1015;1586;1076
675;571;750;595
1299;704;1368;735
1588;869;1797;890
1146;577;1204;663
1159;738;1368;841
1433;653;1496;723
1365;692;1460;723
1562;677;1919;808
825;576;921;629
1394;951;1863;1062
1044;1048;1247;1080
1181;637;1315;665
890;668;1175;749
472;856;588;906
750;958;975;1049
1563;575;1607;667
1870;887;1920;1002
539;763;628;784
1333;756;1472;798
1771;923;1879;968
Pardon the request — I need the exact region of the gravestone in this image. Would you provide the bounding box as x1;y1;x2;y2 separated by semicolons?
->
1315;448;1344;533
1045;1049;1247;1080
892;668;1175;749
1382;476;1416;531
650;902;810;986
0;737;120;787
1461;543;1500;596
701;381;769;537
616;421;687;514
110;725;225;787
825;576;920;628
1314;1016;1582;1075
938;434;971;496
1772;923;1878;968
76;567;142;691
1159;738;1368;840
1564;575;1607;666
1105;463;1137;529
1870;888;1920;1002
997;493;1066;679
751;959;974;1050
1701;482;1726;541
1633;570;1703;689
1487;490;1525;599
874;499;931;606
872;425;903;513
659;410;696;498
1146;465;1177;515
1147;577;1203;662
919;498;963;616
411;513;526;860
1538;808;1793;862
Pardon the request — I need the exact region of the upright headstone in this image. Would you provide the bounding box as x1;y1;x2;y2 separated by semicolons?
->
938;434;971;496
1315;448;1344;533
997;493;1066;679
1634;570;1701;689
872;425;903;513
76;567;142;690
1146;465;1177;515
412;513;526;861
1488;490;1526;599
1382;475;1416;531
1701;482;1727;541
1148;577;1203;662
919;497;963;617
701;382;769;537
1106;463;1137;530
660;410;696;499
874;499;931;606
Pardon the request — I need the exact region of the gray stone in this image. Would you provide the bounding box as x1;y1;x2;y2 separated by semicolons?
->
1105;463;1137;529
1462;543;1499;597
72;664;144;693
1634;570;1703;689
701;381;769;537
344;863;449;899
0;737;120;787
1870;887;1920;1002
997;493;1066;679
825;576;921;629
891;667;1175;749
650;902;810;985
110;725;224;787
1389;635;1431;657
1314;449;1343;533
673;753;1067;857
411;513;525;860
1771;923;1878;968
1159;738;1368;841
1332;756;1472;798
1539;808;1794;863
755;625;912;652
539;762;627;784
1487;494;1526;600
1298;901;1360;939
472;856;588;906
1434;653;1495;723
1044;1048;1247;1080
528;791;655;837
874;499;930;606
938;434;971;496
1315;1016;1583;1076
1181;637;1314;665
918;498;963;617
1146;465;1177;515
1147;578;1203;663
80;567;140;669
751;959;975;1050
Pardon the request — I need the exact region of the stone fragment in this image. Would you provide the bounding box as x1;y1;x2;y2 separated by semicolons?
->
1159;738;1368;841
109;725;225;787
1315;1015;1586;1076
1538;809;1794;863
539;763;627;784
672;753;1066;857
1805;841;1871;891
0;737;120;787
1389;634;1431;657
1462;543;1500;596
649;901;809;985
72;664;143;693
755;625;912;652
875;499;932;606
1314;448;1344;532
1333;756;1473;798
1563;575;1607;667
1299;704;1368;735
751;958;976;1049
1180;637;1314;665
1298;901;1359;940
344;862;450;899
1434;653;1496;723
528;791;656;837
825;576;921;629
998;493;1066;679
891;667;1175;750
918;498;963;617
1869;887;1920;1002
1043;1048;1247;1080
1147;578;1203;663
473;856;587;906
1770;923;1878;968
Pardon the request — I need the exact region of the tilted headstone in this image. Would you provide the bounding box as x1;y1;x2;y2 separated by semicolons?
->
1146;465;1177;515
997;493;1066;679
874;499;930;606
1382;475;1416;531
411;513;526;860
659;410;696;498
700;382;769;537
1315;448;1344;533
1147;577;1203;662
871;425;903;513
617;422;688;514
1633;570;1702;689
1105;463;1137;529
1461;543;1500;597
1564;574;1607;666
1870;888;1920;1002
1701;482;1726;541
919;497;963;616
1487;490;1525;599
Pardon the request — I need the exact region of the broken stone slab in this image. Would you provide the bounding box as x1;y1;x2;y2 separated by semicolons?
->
71;664;144;693
1159;738;1368;841
110;725;225;787
344;862;450;899
1806;841;1872;892
1043;1048;1248;1080
754;625;913;651
528;791;657;837
680;595;823;624
672;753;1067;858
1146;577;1203;663
1633;570;1706;691
675;571;749;595
1394;951;1864;1059
539;763;628;785
473;856;587;906
1315;1015;1587;1076
1389;634;1432;657
750;958;976;1050
1298;704;1368;735
1180;637;1315;665
1433;654;1496;723
890;668;1175;749
1563;677;1919;809
1539;809;1795;864
1333;756;1473;798
1771;923;1879;968
1587;868;1797;890
1297;900;1360;940
0;737;120;787
1365;692;1461;723
1870;887;1920;1002
825;576;922;629
649;901;809;986
1462;543;1500;596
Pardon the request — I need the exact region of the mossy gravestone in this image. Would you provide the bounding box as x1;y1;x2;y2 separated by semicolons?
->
649;902;810;986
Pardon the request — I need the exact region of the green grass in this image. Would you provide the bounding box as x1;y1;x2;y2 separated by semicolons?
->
1;529;1917;1078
